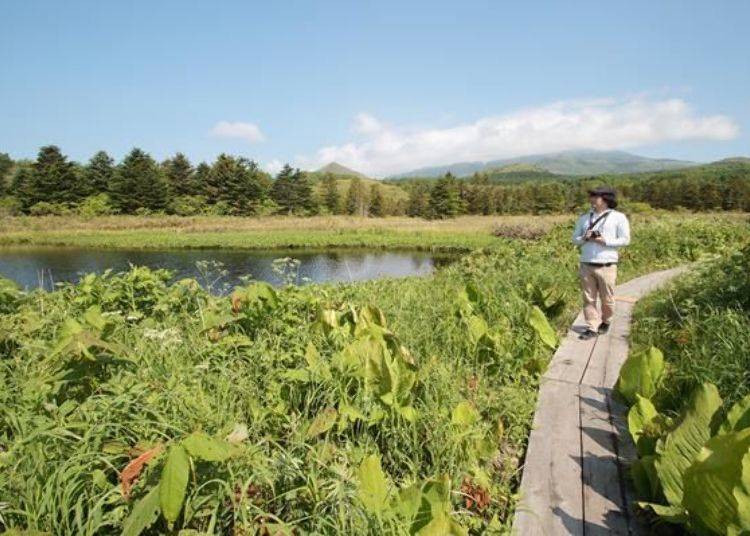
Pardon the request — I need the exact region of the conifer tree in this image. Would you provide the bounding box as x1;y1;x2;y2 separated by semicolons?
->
322;173;340;214
84;151;115;195
345;177;368;216
428;173;465;219
368;183;384;217
0;153;12;196
29;145;83;205
194;162;213;201
110;148;168;213
406;181;431;218
162;152;196;197
11;166;34;211
209;155;270;214
271;165;313;214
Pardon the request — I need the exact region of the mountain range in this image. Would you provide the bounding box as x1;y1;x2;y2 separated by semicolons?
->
388;150;699;178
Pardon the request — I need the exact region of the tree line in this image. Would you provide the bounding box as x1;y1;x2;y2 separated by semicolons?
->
1;147;748;218
399;160;750;217
0;146;399;217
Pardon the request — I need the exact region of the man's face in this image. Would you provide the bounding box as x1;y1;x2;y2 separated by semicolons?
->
589;194;606;210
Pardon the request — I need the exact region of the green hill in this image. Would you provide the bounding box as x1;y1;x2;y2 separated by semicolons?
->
392;150;698;178
315;162;369;179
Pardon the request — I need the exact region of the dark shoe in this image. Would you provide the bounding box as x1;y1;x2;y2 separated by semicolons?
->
579;328;597;340
598;322;610;334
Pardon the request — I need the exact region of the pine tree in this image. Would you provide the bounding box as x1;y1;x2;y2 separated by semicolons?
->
345;177;368;216
194;162;213;201
322;173;340;214
428;173;465;219
208;154;239;210
271;165;313;214
162;152;196;197
209;155;269;215
368;183;384;217
271;165;295;214
292;169;314;214
110;148;168;213
84;151;115;195
406;181;431;218
0;153;13;196
29;145;83;205
11;166;34;211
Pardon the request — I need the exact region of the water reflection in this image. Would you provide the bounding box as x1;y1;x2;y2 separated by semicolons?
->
0;247;455;292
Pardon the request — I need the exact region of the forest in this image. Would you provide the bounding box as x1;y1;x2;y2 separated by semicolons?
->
1;147;749;220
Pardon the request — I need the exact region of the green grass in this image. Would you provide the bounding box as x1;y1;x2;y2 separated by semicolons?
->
0;214;748;534
630;245;750;413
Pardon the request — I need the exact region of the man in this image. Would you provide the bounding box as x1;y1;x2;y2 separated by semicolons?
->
572;186;631;340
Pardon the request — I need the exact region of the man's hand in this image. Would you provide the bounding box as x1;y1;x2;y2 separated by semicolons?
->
583;230;594;241
592;236;607;245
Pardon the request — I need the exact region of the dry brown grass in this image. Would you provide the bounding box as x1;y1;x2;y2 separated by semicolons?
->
0;214;571;234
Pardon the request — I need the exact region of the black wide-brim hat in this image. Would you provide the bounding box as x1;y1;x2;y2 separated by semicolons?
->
588;186;617;208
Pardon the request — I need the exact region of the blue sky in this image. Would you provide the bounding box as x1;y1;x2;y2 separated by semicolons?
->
2;0;748;176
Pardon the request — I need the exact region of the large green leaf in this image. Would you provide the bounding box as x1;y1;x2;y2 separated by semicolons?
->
451;401;480;427
306;407;338;438
159;445;190;525
630;455;659;502
628;394;658;445
616;347;665;405
410;476;466;536
464;314;488;344
527;306;558;349
232;282;278;310
122;484;161;536
655;383;722;507
721;394;750;435
636;502;688;524
358;454;390;514
683;428;750;535
181;432;233;462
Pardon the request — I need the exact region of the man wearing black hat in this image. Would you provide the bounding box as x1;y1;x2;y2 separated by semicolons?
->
572;186;631;340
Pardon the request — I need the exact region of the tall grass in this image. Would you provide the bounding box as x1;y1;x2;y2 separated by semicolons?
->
630;245;750;412
0;215;747;534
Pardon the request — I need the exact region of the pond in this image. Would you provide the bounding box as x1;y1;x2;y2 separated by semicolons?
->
0;246;456;292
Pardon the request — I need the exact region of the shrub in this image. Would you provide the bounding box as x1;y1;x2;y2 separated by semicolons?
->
0;196;23;217
77;193;115;218
28;201;72;216
168;195;207;216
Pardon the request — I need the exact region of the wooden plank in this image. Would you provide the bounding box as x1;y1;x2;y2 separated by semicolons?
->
580;384;630;535
513;266;688;536
513;378;583;536
543;311;598;384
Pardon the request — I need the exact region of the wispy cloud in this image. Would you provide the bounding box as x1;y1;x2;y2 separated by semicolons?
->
262;159;284;175
300;97;739;177
209;120;265;144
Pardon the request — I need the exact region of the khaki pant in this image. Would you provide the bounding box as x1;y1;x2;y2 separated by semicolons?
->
579;263;617;330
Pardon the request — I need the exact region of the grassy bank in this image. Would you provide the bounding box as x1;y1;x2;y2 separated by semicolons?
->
2;213;745;252
0;215;569;252
0;215;748;534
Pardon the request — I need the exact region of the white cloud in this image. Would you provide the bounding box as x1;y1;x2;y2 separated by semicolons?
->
262;159;284;176
209;120;265;144
301;97;739;177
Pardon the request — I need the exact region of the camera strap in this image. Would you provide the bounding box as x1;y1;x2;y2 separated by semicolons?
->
587;210;611;232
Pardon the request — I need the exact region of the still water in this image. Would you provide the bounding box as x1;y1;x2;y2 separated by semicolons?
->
0;247;454;292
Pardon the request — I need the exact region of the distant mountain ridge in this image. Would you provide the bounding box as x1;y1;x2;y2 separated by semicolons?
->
390;150;699;178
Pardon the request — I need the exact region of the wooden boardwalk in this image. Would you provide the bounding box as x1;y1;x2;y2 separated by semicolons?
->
513;267;685;536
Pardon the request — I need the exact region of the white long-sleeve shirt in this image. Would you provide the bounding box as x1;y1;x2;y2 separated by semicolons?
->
572;209;631;263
